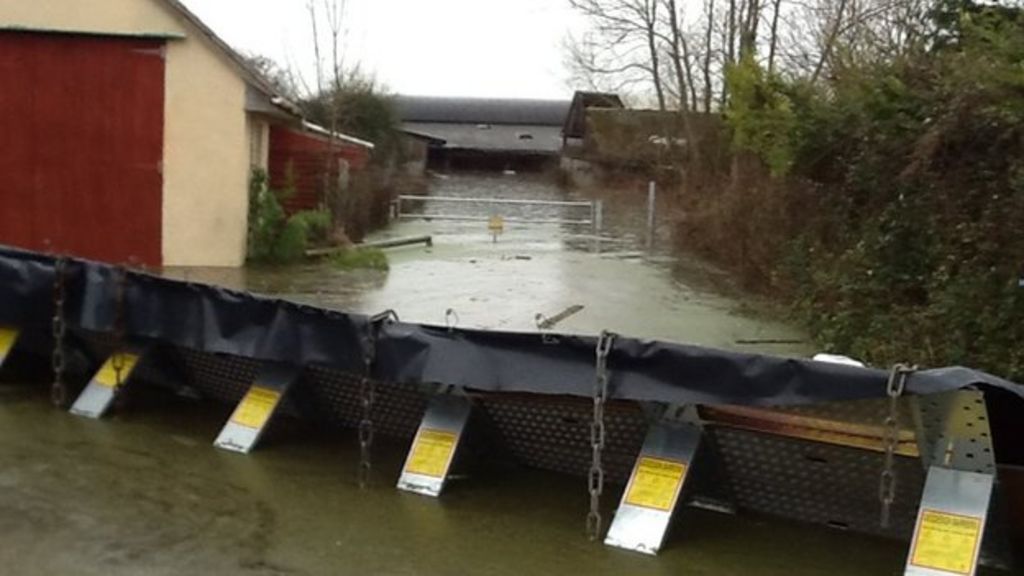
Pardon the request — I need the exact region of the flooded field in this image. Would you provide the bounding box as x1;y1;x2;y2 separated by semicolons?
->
165;173;809;357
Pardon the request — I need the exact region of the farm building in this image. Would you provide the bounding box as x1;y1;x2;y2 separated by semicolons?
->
395;96;570;172
0;0;372;267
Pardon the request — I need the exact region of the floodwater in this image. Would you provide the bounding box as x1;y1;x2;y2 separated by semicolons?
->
0;383;916;576
166;173;809;356
0;173;915;575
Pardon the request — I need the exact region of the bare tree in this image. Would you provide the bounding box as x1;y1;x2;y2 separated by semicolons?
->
702;0;716;111
739;0;762;57
569;0;669;110
662;0;702;162
307;0;349;216
767;0;783;73
567;0;946;113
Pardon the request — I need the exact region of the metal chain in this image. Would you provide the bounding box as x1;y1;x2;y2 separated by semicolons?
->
50;257;68;408
111;266;128;393
358;310;398;488
357;345;377;489
879;362;915;528
587;331;615;541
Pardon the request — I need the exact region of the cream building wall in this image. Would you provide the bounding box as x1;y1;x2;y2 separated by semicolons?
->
1;0;254;267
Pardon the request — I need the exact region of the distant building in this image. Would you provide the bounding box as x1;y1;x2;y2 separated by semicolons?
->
561;91;625;153
0;0;371;267
395;96;571;171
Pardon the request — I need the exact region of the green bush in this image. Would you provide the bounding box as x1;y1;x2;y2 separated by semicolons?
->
289;209;332;246
328;248;389;271
685;6;1024;381
270;218;309;263
247;169;286;262
247;169;319;265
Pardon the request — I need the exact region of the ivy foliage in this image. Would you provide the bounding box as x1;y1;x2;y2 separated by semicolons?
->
724;54;798;176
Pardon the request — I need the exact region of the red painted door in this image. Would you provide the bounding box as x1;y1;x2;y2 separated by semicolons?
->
0;32;165;266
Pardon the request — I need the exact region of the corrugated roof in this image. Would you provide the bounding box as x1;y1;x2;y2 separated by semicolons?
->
395;96;571;126
402;122;562;154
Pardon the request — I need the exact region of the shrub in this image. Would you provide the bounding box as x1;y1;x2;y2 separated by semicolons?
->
328;248;389;271
247;169;319;264
289;209;332;246
270;218;309;263
247;169;286;262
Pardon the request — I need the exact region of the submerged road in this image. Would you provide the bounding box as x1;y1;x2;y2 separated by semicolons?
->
166;173;810;357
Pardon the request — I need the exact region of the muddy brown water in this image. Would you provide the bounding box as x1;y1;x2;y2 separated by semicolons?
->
0;384;918;576
1;173;931;575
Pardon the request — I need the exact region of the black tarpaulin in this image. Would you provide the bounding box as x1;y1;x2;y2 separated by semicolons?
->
0;245;1020;407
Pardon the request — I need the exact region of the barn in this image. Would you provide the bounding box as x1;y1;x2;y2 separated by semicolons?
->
395;96;571;172
0;0;372;267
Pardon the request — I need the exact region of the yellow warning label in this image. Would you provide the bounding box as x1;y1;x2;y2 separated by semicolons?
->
488;215;504;233
0;328;17;359
624;456;688;512
404;428;458;478
910;509;982;575
94;353;140;388
230;386;282;429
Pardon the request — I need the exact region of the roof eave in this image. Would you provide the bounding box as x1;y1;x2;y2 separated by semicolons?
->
160;0;303;119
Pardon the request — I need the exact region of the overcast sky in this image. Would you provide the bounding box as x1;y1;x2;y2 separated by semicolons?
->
180;0;584;100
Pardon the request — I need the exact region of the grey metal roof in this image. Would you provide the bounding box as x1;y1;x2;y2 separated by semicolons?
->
395;96;571;126
401;122;563;154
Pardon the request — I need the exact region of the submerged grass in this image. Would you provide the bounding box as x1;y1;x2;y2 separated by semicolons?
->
328;247;389;271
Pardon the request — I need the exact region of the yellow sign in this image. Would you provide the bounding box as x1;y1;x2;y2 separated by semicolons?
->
624;456;688;512
0;328;17;359
94;353;140;388
909;509;982;575
404;428;458;478
488;215;504;233
230;386;282;429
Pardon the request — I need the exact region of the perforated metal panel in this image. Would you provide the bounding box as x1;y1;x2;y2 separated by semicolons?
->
709;427;925;539
174;347;259;405
913;391;996;474
479;395;648;484
302;365;427;440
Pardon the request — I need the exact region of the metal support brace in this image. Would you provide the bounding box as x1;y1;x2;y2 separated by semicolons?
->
69;345;146;419
605;405;703;555
0;326;19;370
397;391;473;497
905;390;996;576
214;363;300;454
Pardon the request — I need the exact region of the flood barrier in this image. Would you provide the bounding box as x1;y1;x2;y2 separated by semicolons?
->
0;245;1021;572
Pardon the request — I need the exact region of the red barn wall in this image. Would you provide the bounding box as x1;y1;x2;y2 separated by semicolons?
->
268;126;371;214
0;32;165;266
